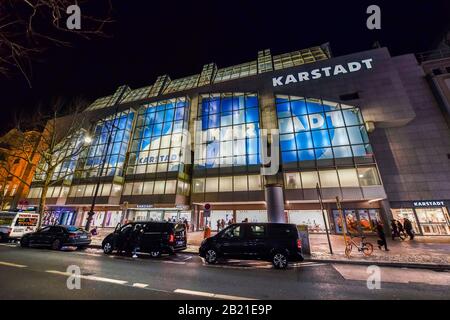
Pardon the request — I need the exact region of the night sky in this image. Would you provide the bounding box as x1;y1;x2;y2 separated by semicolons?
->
1;0;449;134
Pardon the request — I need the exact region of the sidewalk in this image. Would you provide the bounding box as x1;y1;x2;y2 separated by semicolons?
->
89;230;450;269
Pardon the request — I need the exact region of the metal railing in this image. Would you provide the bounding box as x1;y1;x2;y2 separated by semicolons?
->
416;48;450;63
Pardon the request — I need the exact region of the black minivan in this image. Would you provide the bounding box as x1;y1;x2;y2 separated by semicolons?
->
102;221;187;257
199;223;304;269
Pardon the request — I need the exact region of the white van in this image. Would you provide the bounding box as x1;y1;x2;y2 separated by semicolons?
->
0;211;40;241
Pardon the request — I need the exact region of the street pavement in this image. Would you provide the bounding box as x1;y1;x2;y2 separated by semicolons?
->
1;243;450;300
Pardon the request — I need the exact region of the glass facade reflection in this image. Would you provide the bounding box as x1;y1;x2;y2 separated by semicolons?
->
195;93;260;168
276;95;372;163
127;97;189;174
81;110;134;178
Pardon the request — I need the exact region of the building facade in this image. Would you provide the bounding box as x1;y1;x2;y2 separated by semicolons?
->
25;44;450;236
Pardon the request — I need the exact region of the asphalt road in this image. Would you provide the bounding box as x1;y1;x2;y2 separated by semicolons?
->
0;243;449;300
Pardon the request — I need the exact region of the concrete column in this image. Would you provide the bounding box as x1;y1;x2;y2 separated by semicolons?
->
265;184;286;223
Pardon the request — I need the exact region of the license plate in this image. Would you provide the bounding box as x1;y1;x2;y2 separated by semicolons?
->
176;240;185;246
80;235;87;239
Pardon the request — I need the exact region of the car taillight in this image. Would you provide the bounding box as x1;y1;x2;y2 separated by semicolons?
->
169;233;175;244
297;239;302;249
68;233;77;239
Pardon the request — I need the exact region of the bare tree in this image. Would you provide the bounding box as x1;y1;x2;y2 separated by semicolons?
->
0;0;113;86
0;98;93;228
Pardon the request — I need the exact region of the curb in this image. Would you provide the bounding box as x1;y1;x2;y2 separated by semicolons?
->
304;258;450;271
88;245;449;271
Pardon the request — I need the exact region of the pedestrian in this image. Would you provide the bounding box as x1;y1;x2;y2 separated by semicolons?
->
228;219;233;226
220;219;225;230
403;218;415;240
397;220;406;239
90;226;98;236
376;221;389;251
184;219;189;232
130;224;143;258
390;219;399;240
216;219;221;232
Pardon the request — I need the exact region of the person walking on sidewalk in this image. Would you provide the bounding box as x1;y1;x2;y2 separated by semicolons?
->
403;218;415;240
130;224;143;258
376;221;389;251
397;220;406;240
390;219;399;240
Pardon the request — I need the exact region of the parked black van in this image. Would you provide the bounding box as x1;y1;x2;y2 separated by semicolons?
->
199;223;304;269
102;221;187;257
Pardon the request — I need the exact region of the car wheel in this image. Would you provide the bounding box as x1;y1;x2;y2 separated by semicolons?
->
150;250;161;258
20;238;29;248
272;252;288;269
205;248;218;264
51;239;62;250
103;242;113;254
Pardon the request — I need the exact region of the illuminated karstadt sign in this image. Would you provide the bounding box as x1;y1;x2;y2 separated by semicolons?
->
272;58;374;87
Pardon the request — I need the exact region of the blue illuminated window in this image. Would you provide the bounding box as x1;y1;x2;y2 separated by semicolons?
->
196;93;260;168
276;95;371;163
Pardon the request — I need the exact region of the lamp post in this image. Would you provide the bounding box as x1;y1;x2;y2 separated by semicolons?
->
84;89;128;231
316;183;333;254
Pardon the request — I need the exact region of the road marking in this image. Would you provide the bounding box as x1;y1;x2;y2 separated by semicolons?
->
75;252;102;257
45;270;128;285
162;261;186;265
294;263;328;268
174;288;257;300
0;261;27;268
132;283;149;288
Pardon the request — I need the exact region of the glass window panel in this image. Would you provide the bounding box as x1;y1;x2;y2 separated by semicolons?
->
248;175;262;190
279;118;294;134
347;126;364;144
298;149;315;161
276;102;291;118
285;172;301;189
312;130;331;147
205;177;219;192
290;100;308;116
326;111;345;128
338;168;360;187
315;148;334;159
101;184;112;196
301;171;319;188
280;134;296;151
153;181;165;194
234;176;248;191
193;178;205;193
333;146;352;158
282;151;298;163
343;109;363;126
319;170;339;188
165;180;176;194
357;167;381;186
219;176;233;192
331;128;350;146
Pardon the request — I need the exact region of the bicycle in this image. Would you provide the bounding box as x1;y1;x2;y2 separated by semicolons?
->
344;234;374;257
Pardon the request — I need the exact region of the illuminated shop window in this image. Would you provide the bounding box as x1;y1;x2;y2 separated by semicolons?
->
121;86;153;103
192;175;262;193
68;183;122;198
127;97;189;175
276;95;372;164
27;187;43;199
80;110;134;178
195;93;260;168
122;180;180;195
284;166;381;189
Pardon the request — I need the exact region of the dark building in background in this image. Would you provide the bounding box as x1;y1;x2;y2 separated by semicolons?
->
25;43;450;236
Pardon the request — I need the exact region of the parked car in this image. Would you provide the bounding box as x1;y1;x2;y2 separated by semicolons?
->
0;211;40;242
199;223;304;269
20;225;91;250
102;221;187;257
